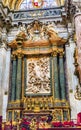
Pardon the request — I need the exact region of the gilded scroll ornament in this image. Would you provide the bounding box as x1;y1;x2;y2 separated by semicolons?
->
8;21;67;51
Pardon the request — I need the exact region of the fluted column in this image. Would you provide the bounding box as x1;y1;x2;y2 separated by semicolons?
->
53;51;60;100
16;54;22;100
59;51;66;100
11;55;17;101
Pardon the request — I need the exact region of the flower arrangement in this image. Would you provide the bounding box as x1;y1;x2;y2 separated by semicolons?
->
63;121;74;127
51;121;74;127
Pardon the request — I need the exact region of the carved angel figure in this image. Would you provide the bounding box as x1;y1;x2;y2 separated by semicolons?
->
47;27;66;45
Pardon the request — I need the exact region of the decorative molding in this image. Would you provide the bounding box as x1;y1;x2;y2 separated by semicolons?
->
8;20;67;56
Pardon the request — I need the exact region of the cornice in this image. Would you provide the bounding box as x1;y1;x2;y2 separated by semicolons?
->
8;20;67;50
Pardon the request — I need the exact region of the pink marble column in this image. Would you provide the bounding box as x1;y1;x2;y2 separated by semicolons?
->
74;13;81;83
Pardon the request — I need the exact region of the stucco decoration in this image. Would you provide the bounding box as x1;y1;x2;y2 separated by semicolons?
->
9;20;67;49
26;56;51;95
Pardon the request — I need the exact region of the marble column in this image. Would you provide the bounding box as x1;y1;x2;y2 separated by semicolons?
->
0;46;11;122
2;48;11;122
59;51;66;100
53;51;60;100
21;56;27;98
0;48;6;117
24;56;27;97
11;55;17;101
16;54;22;100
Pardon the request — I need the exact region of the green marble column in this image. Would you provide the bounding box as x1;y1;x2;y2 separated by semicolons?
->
16;55;22;100
11;55;17;101
21;56;27;98
53;52;60;99
24;56;27;96
59;52;66;100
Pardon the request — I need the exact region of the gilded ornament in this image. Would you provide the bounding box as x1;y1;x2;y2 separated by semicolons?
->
30;118;37;130
52;51;58;57
58;49;64;57
7;21;68;61
74;85;81;100
11;54;16;60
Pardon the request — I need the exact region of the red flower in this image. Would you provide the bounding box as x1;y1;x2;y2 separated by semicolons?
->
24;121;30;125
51;121;62;127
41;117;47;122
63;121;74;127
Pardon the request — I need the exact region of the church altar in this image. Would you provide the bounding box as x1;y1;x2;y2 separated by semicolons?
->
7;20;70;123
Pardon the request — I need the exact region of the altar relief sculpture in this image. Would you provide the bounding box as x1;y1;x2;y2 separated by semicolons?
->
26;56;51;95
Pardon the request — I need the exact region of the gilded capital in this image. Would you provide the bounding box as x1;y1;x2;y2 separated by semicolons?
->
58;49;64;57
11;54;16;60
17;53;23;58
52;51;58;57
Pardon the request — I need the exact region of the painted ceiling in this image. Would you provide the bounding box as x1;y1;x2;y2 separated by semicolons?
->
2;0;65;10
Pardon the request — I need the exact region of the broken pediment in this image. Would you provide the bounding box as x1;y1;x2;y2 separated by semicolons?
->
8;20;67;49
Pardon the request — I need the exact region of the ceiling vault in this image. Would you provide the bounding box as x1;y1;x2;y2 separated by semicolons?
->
2;0;65;10
2;0;23;10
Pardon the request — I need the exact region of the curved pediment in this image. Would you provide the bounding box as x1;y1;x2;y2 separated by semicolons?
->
9;20;67;49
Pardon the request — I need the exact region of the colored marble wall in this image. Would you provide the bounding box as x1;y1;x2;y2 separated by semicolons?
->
75;13;81;83
65;37;81;121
